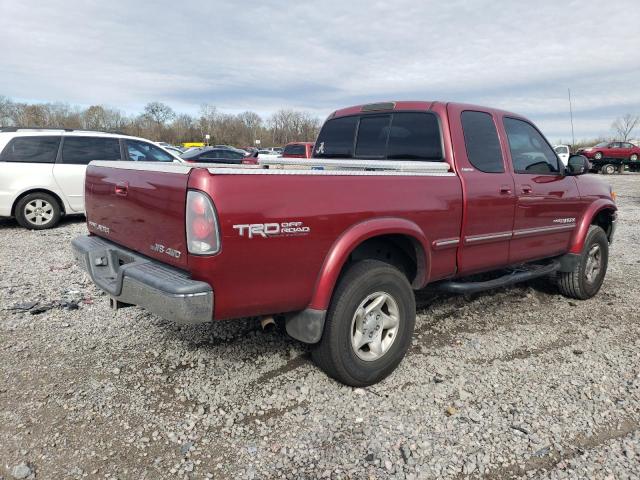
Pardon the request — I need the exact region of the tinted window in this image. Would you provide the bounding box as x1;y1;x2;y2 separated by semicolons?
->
622;142;634;148
554;146;569;154
228;151;244;159
313;116;358;158
504;118;559;174
387;112;442;160
314;112;442;160
355;115;391;158
461;111;504;173
199;149;224;160
0;136;61;163
283;144;307;156
62;137;121;164
126;140;173;162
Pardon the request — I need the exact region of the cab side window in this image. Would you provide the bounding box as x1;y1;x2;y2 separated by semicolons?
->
461;111;504;173
503;118;559;174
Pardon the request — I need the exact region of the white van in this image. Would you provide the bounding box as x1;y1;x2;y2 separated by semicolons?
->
553;144;571;166
0;128;182;229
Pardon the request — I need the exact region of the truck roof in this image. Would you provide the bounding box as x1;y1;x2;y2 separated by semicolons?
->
330;101;522;120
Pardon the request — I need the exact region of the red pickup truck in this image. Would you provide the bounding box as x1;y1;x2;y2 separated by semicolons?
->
72;101;617;386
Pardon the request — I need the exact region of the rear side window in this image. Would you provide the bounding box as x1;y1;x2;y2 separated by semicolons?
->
504;118;559;174
61;137;121;164
126;140;173;162
0;136;61;163
283;144;307;156
314;112;443;160
461;111;504;173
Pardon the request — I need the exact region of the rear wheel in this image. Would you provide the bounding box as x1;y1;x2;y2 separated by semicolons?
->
15;192;62;230
601;164;616;175
312;260;415;386
557;225;608;300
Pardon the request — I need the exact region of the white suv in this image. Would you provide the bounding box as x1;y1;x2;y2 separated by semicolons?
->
0;129;182;229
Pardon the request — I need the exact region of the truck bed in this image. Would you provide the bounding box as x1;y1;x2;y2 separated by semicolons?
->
84;160;462;320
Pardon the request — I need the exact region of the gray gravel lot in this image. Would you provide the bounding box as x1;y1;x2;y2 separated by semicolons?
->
1;174;639;480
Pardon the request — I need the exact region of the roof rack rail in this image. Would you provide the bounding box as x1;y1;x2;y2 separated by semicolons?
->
0;126;126;134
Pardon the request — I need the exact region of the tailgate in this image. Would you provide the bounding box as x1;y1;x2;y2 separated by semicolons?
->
84;161;193;269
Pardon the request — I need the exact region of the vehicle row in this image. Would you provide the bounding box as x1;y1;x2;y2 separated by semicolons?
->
0;127;316;229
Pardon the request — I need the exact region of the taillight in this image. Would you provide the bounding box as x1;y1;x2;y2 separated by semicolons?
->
186;190;220;255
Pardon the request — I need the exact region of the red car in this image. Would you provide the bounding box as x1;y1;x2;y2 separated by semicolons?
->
282;142;314;158
578;141;640;161
73;100;616;386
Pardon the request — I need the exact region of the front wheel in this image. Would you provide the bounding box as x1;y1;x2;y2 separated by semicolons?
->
312;260;416;387
630;153;638;162
557;225;608;300
594;152;603;160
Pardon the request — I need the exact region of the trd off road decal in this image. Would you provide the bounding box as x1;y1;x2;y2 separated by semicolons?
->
233;221;311;239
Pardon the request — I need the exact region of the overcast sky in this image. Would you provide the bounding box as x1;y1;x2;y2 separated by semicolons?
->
1;0;639;141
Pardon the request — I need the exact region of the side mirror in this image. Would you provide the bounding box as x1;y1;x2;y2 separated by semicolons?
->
566;154;590;176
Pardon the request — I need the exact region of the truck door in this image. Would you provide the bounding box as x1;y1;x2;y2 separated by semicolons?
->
53;136;123;212
500;117;581;264
447;105;516;275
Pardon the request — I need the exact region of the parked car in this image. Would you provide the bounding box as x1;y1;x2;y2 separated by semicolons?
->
577;141;640;161
163;146;185;156
73;101;616;386
553;145;570;166
0;128;182;229
282;142;315;158
179;146;249;164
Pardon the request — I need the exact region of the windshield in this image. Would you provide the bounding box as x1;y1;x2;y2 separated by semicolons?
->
594;142;608;147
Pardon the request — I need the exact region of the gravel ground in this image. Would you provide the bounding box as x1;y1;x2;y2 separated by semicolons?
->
1;174;639;480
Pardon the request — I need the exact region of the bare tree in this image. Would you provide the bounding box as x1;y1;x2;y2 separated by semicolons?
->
143;102;175;126
0;96;13;126
612;113;639;141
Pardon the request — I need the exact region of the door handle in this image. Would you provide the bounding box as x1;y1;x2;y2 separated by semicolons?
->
521;185;533;194
114;182;128;196
499;185;512;194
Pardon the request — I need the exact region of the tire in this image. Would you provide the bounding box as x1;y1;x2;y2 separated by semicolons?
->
601;164;616;175
557;225;608;300
594;152;603;160
312;260;416;387
15;192;62;230
630;153;639;162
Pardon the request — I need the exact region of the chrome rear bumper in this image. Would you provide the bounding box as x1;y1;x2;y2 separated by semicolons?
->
72;235;213;324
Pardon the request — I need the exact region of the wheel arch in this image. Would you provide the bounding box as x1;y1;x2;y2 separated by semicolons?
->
307;218;430;311
11;188;67;217
569;200;617;254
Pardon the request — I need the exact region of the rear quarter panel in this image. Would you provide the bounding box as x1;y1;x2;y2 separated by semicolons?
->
188;170;463;320
0;162;67;217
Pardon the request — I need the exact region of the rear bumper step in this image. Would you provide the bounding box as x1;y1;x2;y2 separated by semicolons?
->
72;235;213;324
436;261;560;294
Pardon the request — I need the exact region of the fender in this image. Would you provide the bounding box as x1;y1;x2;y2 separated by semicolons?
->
569;199;617;254
308;217;431;311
